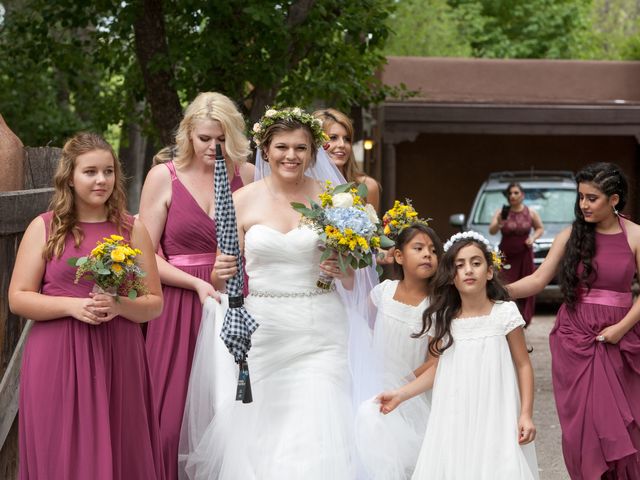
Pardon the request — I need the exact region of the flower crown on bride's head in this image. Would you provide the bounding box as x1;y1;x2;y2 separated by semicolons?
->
252;107;329;147
444;231;508;270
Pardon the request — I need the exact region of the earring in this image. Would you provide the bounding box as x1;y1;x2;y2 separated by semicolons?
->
613;206;619;216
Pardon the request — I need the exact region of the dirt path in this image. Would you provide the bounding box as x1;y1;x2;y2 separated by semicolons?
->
527;310;570;480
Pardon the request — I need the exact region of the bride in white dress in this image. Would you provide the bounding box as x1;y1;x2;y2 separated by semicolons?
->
179;108;365;479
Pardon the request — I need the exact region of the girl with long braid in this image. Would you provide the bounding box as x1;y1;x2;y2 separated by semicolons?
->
509;162;640;479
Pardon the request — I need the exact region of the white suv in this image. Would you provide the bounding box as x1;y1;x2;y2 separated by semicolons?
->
449;171;576;301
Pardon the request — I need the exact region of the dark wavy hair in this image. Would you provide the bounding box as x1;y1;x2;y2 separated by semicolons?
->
503;182;523;198
559;162;628;307
393;225;443;287
413;238;510;356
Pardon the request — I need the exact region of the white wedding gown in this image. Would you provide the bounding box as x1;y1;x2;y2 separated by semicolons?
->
180;225;356;479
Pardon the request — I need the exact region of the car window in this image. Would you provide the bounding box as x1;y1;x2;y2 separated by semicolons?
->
472;188;576;224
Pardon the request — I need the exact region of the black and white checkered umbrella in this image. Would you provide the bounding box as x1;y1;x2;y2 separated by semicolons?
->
214;144;258;403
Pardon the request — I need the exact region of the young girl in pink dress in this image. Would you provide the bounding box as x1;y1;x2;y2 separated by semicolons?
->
139;92;253;480
509;163;640;479
9;132;164;480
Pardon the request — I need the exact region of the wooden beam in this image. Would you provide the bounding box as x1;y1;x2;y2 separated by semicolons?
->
381;103;640;136
0;189;53;235
385;123;640;137
23;147;60;190
0;320;32;451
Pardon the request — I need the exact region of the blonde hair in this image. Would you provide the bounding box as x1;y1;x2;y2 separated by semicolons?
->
313;108;364;184
152;145;176;166
174;92;250;168
44;132;130;260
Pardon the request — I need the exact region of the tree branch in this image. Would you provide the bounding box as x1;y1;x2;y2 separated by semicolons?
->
132;0;182;145
248;0;317;121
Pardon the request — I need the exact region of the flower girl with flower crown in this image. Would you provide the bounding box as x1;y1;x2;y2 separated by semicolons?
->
379;231;539;479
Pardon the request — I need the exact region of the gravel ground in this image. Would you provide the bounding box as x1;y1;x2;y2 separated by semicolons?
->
526;308;570;480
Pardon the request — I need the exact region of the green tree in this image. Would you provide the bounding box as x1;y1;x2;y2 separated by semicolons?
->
578;0;640;59
385;0;472;57
385;0;593;59
452;0;592;58
0;0;396;147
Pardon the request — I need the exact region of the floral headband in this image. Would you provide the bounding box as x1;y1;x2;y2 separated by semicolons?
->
444;231;507;270
382;199;431;242
252;107;329;148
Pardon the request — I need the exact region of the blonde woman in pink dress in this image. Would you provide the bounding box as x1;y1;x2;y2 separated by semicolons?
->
9;132;164;480
139;92;253;480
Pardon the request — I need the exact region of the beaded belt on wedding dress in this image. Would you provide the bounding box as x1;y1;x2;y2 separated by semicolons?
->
249;284;336;298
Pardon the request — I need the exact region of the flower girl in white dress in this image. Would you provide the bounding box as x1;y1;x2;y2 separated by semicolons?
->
358;224;442;479
371;224;442;374
379;232;539;480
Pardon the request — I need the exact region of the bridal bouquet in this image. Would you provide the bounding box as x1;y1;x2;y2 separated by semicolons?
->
292;181;394;289
382;199;432;243
67;234;147;299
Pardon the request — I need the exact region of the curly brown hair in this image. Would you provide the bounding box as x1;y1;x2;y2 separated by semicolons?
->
44;132;130;260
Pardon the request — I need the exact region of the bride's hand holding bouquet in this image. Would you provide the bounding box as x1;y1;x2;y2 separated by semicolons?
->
292;180;394;289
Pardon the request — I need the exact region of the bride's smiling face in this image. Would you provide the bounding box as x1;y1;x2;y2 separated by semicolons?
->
265;128;313;180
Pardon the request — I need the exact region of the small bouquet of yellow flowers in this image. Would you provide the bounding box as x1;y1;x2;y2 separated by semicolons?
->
292;181;394;289
382;199;432;243
67;234;147;299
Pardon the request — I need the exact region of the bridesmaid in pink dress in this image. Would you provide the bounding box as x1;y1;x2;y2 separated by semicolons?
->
509;163;640;479
139;92;254;480
9;132;164;480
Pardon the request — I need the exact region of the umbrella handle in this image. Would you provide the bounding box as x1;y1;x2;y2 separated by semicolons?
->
235;359;253;403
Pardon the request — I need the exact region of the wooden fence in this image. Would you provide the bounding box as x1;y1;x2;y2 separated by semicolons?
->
0;147;59;479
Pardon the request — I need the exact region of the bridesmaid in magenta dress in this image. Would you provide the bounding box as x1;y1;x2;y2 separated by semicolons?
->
9;132;164;480
490;183;544;325
139;92;253;480
509;163;640;479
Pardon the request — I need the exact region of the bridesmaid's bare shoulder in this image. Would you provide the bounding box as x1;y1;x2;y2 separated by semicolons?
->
622;217;640;246
232;179;267;208
238;162;255;185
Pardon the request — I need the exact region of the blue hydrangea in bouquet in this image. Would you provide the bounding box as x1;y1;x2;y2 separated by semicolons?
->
292;181;394;289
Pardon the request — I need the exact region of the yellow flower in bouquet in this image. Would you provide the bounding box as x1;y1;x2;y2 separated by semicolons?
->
491;249;510;271
68;234;147;299
292;181;394;287
382;200;431;243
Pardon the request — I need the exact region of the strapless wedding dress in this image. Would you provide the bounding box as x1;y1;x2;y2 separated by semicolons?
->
180;225;355;479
